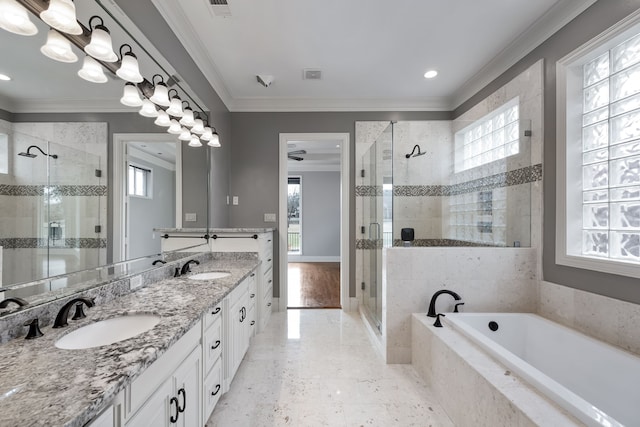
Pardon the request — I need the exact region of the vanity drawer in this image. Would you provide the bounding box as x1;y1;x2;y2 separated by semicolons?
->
203;317;222;375
228;277;248;308
204;301;223;329
203;357;223;420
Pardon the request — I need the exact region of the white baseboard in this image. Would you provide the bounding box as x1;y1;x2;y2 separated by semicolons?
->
347;297;359;312
287;256;340;262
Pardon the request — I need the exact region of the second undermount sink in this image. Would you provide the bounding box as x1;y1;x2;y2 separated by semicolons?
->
55;314;161;350
188;272;231;281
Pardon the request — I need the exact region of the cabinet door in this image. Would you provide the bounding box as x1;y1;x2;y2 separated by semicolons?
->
126;379;173;427
228;296;245;380
173;347;202;427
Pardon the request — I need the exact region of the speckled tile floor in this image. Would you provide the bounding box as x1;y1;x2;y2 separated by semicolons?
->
206;309;454;427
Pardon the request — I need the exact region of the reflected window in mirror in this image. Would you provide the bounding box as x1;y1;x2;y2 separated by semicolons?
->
128;163;152;199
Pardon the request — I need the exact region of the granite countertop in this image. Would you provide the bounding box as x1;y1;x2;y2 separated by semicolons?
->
0;258;260;427
154;227;275;233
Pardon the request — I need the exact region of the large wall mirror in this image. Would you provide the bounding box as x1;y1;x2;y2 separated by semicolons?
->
0;0;210;310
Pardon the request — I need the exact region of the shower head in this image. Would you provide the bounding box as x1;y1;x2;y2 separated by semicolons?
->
17;145;58;159
405;144;426;158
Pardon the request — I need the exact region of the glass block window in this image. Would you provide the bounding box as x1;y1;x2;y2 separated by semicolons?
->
581;32;640;263
454;98;519;172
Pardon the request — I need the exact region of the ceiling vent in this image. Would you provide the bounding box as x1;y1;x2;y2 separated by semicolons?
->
209;0;232;16
303;69;322;80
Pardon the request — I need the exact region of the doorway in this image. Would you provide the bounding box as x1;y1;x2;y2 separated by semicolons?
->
278;133;350;311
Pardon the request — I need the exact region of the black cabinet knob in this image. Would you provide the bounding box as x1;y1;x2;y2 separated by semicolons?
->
211;384;221;396
211;340;221;350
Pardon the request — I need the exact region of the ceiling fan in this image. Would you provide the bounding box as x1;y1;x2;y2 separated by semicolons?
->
288;149;306;161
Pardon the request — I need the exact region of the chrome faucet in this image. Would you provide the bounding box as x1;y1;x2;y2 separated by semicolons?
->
427;290;462;317
0;297;28;308
53;297;95;328
175;259;200;277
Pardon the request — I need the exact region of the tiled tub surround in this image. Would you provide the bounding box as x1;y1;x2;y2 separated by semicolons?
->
382;247;537;363
411;314;582;427
0;253;260;426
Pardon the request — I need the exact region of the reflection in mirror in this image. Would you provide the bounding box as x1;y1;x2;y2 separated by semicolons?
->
0;0;210;309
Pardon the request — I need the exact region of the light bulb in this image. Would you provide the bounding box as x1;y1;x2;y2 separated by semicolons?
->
191;118;204;134
179;108;194;127
77;56;107;83
0;0;38;36
40;0;82;35
41;29;77;63
166;97;184;117
154;110;171;127
188;135;202;147
167;119;182;135
178;127;191;141
200;127;212;141
120;82;143;107
116;49;143;83
84;18;117;62
150;82;170;107
208;131;221;147
139;99;158;118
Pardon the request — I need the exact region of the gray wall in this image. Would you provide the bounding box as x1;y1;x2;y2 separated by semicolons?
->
454;0;640;304
291;171;341;257
128;155;175;259
229;112;451;298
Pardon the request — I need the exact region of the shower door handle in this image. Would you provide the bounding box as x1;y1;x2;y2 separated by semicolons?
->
368;222;381;240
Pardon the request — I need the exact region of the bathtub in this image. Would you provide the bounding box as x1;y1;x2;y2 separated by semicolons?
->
443;313;638;427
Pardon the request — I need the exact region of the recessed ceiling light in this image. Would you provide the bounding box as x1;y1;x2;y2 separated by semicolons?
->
424;70;438;79
0;74;10;81
336;144;340;148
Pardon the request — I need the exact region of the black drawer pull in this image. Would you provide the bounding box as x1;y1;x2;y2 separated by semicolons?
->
211;384;221;396
268;279;272;284
267;302;272;307
267;258;272;262
211;340;221;350
211;307;221;315
250;320;255;326
250;293;255;298
251;273;255;277
177;388;186;413
170;396;179;423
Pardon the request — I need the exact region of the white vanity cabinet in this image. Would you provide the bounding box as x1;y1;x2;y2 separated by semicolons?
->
224;277;250;385
124;323;202;427
202;301;223;421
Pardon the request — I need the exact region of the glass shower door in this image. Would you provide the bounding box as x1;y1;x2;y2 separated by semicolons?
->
361;123;393;331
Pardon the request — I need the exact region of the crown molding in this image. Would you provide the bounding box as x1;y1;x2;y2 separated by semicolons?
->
451;0;598;109
151;0;233;110
228;96;453;112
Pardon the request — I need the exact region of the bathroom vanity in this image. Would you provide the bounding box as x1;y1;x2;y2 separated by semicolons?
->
0;253;267;427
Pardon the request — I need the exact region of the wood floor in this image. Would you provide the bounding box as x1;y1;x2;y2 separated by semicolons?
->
287;262;341;309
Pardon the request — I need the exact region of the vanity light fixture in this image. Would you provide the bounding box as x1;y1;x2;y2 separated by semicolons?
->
40;28;78;63
178;127;192;141
167;119;182;135
207;128;221;147
84;16;117;62
40;0;82;35
139;98;158;117
116;44;143;83
191;115;205;135
188;135;202;147
78;55;107;83
179;106;195;127
165;90;184;117
120;82;143;107
423;70;438;79
149;74;170;107
0;0;38;36
200;126;212;141
154;109;171;127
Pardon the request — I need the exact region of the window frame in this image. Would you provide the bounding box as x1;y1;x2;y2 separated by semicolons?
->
127;162;153;199
556;9;640;279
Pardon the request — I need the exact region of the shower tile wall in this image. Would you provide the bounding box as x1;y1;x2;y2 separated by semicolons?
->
0;120;107;285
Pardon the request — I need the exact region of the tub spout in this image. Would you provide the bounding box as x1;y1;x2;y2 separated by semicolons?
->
427;289;462;317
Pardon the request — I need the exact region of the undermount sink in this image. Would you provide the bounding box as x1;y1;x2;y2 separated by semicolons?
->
188;272;231;281
55;314;161;350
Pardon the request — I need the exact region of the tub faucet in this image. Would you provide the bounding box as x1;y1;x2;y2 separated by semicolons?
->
53;297;95;328
427;290;462;317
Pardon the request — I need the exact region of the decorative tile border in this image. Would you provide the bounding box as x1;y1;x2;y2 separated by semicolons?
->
357;164;542;197
0;185;107;197
356;238;501;248
0;238;106;249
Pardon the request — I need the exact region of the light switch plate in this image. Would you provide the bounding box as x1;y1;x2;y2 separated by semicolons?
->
264;213;276;222
232;196;239;205
185;213;197;222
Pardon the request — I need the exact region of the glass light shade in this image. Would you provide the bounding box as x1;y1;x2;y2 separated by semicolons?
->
77;56;107;83
207;131;221;147
167;119;182;135
116;53;143;83
40;0;82;35
178;128;191;141
179;108;194;127
0;0;38;36
200;127;213;141
84;26;117;62
139;99;158;118
188;135;202;147
154;110;171;127
166;97;184;117
40;29;77;63
149;82;170;107
120;82;143;107
191;118;205;134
